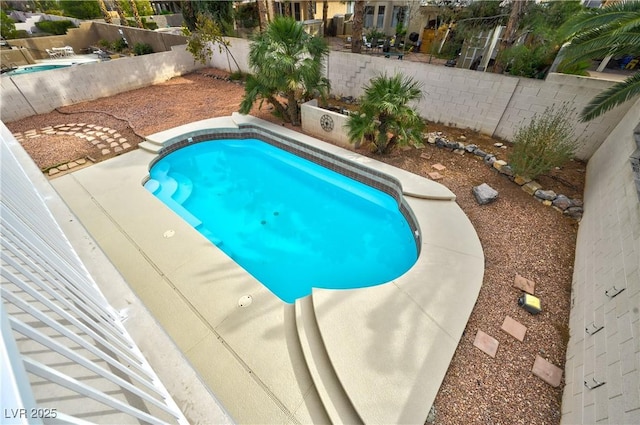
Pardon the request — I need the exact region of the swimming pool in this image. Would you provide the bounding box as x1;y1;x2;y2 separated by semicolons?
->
2;64;71;76
145;137;418;303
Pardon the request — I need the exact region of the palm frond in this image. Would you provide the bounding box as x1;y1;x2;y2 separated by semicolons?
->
580;72;640;122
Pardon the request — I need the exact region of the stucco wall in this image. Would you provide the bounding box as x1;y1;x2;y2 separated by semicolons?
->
1;45;202;122
561;98;640;425
301;99;354;149
7;21;187;61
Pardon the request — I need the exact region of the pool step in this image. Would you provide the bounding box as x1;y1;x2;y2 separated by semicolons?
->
171;172;193;204
295;296;363;425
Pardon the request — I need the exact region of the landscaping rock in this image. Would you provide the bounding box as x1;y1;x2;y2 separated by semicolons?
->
564;206;583;220
570;198;583;207
483;154;496;166
445;141;459;150
552;194;572;210
435;137;447;148
472;183;499;205
465;144;478;153
474;148;487;158
499;165;514;177
534;189;557;201
514;175;532;186
522;181;542;195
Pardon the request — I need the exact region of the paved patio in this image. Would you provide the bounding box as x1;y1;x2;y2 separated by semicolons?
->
51;114;484;424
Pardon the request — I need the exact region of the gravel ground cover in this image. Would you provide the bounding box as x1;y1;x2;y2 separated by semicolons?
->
5;68;581;425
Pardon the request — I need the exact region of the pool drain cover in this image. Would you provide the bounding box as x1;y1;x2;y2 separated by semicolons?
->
238;295;252;307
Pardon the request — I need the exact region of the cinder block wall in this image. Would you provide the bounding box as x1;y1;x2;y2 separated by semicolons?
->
494;74;634;159
561;99;640;425
2;45;202;122
321;50;634;161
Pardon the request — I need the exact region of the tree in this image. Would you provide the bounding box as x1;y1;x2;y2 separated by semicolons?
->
493;0;529;74
351;0;364;54
239;17;330;126
256;0;268;31
0;11;17;39
322;1;328;35
183;12;240;73
493;1;584;78
128;0;144;28
59;1;101;19
97;0;112;23
113;0;128;26
345;73;425;154
560;0;640;121
182;0;234;35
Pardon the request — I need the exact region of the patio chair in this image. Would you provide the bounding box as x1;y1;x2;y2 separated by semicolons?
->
46;48;61;58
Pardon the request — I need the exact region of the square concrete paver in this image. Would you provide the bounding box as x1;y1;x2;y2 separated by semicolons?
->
431;163;446;171
501;316;527;341
532;355;563;387
473;330;499;358
428;171;443;180
513;273;535;294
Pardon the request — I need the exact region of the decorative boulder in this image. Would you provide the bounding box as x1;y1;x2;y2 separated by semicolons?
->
473;183;499;205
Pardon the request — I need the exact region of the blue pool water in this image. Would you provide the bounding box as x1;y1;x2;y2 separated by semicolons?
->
2;64;70;76
145;139;418;303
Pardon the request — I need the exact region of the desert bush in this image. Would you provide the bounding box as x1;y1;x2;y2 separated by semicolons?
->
508;104;577;179
133;42;153;55
112;37;128;52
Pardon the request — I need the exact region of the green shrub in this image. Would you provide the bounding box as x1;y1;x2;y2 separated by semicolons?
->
112;37;128;52
508;104;577;180
126;17;158;30
133;42;153;55
229;70;246;81
35;20;75;35
98;39;111;49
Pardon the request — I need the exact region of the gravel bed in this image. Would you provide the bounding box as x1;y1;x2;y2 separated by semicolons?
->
5;68;580;425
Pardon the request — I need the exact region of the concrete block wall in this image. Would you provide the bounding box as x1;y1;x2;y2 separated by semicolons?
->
320;50;630;161
2;45;202;122
494;73;636;160
561;98;640;424
326;51;520;136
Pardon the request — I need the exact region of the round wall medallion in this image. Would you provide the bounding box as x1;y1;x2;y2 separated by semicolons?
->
320;114;334;132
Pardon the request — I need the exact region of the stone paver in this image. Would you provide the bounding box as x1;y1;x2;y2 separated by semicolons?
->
501;316;527;341
532;355;563;387
473;330;499;358
514;273;535;294
432;163;446;171
428;171;443;180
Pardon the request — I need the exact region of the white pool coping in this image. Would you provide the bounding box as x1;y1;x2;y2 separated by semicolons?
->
51;114;484;424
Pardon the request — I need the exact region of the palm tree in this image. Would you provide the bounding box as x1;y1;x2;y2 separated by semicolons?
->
346;73;425;154
257;0;268;31
129;0;144;28
322;1;328;35
113;0;128;26
351;0;364;54
493;0;529;74
239;17;330;126
97;0;112;23
560;0;640;121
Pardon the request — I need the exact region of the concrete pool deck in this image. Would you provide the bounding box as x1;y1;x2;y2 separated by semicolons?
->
51;114;484;424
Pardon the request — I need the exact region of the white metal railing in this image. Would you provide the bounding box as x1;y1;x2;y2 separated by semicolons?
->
1;139;188;424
